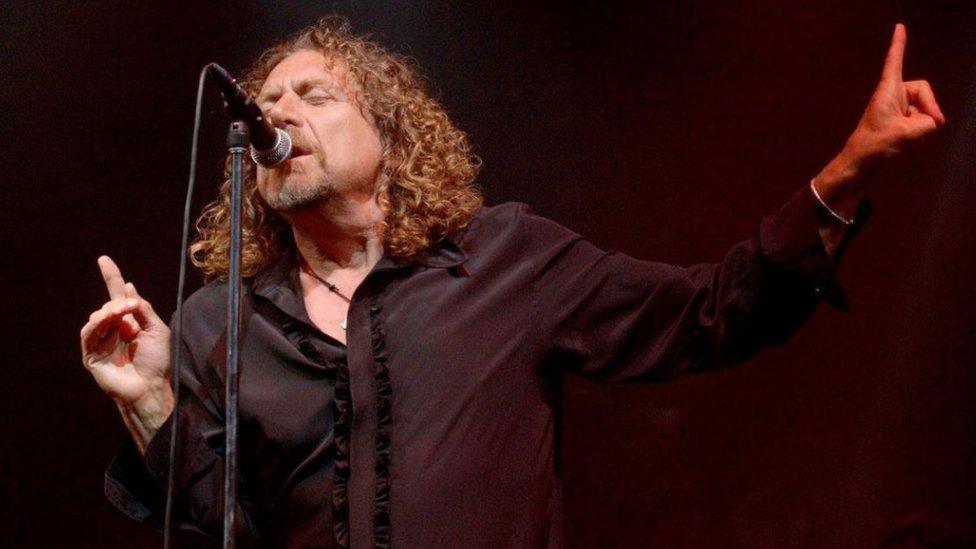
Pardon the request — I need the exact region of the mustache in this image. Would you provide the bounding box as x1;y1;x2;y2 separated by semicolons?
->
278;129;315;157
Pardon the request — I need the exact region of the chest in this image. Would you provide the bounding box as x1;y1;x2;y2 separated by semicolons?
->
303;290;349;344
300;268;366;345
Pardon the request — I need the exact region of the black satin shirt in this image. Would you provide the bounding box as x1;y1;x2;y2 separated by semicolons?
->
105;188;867;548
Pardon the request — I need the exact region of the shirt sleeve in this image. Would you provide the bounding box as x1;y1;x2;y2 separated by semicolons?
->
527;185;871;382
103;332;262;545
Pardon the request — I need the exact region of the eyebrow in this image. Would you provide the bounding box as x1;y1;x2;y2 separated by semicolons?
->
256;76;337;105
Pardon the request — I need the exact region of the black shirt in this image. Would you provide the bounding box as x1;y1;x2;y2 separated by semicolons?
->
105;189;867;548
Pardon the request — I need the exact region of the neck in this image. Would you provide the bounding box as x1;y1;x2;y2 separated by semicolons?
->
286;190;385;275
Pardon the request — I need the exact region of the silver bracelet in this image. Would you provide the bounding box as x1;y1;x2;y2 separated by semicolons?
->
810;178;854;226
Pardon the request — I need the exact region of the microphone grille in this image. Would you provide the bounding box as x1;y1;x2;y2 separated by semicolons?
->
250;129;293;167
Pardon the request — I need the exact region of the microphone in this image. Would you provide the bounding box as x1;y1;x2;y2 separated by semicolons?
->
207;63;292;167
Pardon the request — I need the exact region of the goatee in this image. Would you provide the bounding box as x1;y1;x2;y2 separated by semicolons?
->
264;181;333;212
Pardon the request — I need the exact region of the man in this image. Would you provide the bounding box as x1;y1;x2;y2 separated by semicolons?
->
80;16;944;548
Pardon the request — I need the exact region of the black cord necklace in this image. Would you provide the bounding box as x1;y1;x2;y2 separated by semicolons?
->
300;259;351;329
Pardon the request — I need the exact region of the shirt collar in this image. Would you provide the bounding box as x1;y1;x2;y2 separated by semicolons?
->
251;236;469;319
413;236;468;269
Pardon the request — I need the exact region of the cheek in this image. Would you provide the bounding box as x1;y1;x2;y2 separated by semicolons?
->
335;107;383;161
355;121;384;167
364;129;384;167
326;124;382;172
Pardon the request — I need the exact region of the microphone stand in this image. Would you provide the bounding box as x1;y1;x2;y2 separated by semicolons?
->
223;120;247;549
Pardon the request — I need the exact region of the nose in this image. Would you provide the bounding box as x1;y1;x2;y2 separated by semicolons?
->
266;93;303;129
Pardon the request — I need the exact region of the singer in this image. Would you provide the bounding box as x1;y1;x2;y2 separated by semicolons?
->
81;16;944;548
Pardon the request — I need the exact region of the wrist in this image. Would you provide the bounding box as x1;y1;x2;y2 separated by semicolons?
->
115;385;174;455
813;147;868;220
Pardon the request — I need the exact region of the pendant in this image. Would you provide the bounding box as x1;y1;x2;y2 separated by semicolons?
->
340;316;347;330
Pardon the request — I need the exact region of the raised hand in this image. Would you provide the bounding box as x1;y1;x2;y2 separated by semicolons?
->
80;256;173;452
847;23;946;164
813;24;946;220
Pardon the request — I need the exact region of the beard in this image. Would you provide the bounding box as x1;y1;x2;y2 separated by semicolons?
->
260;150;336;212
263;177;333;212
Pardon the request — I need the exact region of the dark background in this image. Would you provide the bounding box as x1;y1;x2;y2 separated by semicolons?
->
2;1;974;547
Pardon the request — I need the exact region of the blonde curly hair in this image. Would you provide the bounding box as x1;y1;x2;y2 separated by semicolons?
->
190;16;483;280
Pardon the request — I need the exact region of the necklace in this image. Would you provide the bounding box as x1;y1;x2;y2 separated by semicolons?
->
300;260;352;330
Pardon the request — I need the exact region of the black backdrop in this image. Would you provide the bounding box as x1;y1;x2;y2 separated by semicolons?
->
3;1;975;547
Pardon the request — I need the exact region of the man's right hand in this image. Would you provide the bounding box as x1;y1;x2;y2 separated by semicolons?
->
80;255;174;454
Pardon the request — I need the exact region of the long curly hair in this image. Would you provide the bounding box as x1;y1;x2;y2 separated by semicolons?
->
190;16;483;280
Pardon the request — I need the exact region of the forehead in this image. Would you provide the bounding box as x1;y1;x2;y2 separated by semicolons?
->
258;49;344;96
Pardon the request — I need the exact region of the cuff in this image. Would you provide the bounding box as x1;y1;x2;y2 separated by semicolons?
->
759;186;872;311
103;413;178;526
142;411;177;485
104;430;168;525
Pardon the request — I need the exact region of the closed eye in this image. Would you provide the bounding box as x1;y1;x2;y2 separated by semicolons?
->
303;93;332;105
299;80;335;105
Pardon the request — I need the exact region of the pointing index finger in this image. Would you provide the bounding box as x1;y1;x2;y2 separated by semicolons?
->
882;23;907;82
97;255;127;300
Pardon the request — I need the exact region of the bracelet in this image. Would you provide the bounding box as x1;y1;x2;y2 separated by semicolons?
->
810;178;854;226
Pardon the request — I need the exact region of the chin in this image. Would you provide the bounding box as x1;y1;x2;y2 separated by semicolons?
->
264;179;333;212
